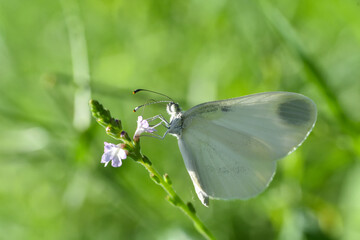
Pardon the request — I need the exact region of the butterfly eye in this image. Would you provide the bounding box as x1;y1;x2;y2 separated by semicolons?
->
166;103;179;114
166;104;172;114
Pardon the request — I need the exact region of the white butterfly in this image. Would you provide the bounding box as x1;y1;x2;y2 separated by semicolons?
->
135;91;317;207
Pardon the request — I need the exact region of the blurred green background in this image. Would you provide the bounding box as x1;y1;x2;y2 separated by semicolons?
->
1;0;360;239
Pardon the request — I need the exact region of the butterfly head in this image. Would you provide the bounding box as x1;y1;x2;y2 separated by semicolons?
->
166;102;183;125
166;102;181;115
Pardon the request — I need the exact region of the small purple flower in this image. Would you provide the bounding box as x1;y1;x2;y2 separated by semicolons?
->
134;116;156;138
101;142;127;167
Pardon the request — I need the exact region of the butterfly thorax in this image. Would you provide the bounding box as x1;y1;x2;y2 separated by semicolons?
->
166;102;183;138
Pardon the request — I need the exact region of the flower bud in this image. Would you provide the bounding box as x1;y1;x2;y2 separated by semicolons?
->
163;174;172;185
166;195;177;206
166;195;181;206
120;131;131;142
142;155;152;165
187;202;196;214
150;173;160;184
110;118;122;130
115;119;122;128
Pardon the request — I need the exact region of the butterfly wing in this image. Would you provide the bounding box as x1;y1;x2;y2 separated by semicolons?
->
177;92;317;206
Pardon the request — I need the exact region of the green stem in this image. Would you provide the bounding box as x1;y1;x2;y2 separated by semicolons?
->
132;151;215;240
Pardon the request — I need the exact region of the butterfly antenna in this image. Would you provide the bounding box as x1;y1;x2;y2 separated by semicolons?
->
133;89;174;102
138;99;156;115
133;100;172;112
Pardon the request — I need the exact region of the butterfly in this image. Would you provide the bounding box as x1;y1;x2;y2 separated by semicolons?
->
134;90;317;206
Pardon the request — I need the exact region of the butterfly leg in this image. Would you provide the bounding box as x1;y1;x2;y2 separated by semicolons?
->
141;131;169;139
145;115;170;128
137;115;171;139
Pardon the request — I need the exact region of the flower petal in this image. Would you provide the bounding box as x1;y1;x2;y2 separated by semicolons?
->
104;142;115;152
111;156;122;167
141;120;149;128
117;148;127;160
146;127;156;133
101;151;112;164
137;116;143;124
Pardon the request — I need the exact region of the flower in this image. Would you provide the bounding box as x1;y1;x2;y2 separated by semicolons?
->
101;142;127;167
134;116;156;138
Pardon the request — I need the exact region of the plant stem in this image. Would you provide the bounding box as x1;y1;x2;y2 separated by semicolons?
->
133;151;215;240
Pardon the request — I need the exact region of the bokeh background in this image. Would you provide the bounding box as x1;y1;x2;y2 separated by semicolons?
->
1;0;360;239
